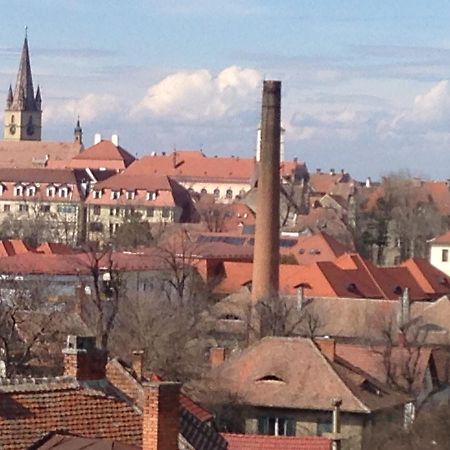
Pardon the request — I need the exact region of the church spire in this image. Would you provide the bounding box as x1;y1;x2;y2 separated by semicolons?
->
11;29;37;111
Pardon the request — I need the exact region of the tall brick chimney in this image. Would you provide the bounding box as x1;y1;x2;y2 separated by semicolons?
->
251;80;281;332
143;381;181;450
62;335;107;381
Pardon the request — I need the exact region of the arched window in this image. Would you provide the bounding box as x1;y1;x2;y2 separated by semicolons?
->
213;188;220;198
47;185;56;197
201;188;207;195
226;189;233;199
25;185;36;196
14;185;23;196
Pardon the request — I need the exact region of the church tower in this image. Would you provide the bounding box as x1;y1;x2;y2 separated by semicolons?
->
4;31;42;141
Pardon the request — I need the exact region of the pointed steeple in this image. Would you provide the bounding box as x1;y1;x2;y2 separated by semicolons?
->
74;116;83;145
11;29;36;111
6;84;13;109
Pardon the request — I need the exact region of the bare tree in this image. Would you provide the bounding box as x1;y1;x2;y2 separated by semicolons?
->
0;275;55;376
81;245;124;350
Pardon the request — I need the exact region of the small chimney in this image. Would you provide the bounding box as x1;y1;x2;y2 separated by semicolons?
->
94;133;102;145
316;337;335;362
143;381;181;450
330;168;335;175
132;350;144;381
172;150;177;168
296;286;304;311
331;398;343;450
62;335;107;381
398;287;410;329
365;177;371;188
111;134;119;146
210;347;225;369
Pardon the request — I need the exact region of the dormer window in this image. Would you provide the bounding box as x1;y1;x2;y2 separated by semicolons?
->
59;186;69;198
14;185;23;196
147;191;157;201
256;375;285;383
93;190;103;199
25;185;36;196
47;185;56;197
111;190;120;200
126;190;135;200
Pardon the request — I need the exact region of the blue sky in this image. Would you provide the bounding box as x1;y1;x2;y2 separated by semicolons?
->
2;1;450;179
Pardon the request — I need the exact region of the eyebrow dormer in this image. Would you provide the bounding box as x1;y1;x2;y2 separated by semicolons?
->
255;375;285;383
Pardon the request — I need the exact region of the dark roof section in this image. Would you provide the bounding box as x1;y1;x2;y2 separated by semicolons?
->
30;432;138;450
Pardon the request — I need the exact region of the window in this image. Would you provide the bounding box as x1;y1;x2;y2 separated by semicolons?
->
258;417;295;436
46;186;56;197
3;204;10;212
147;207;155;218
109;208;120;216
57;205;76;214
0;184;5;195
317;418;332;436
442;249;449;262
161;207;171;218
93;190;102;199
239;189;246;197
19;204;28;213
226;189;233;199
40;204;51;213
201;188;207;195
213;188;220;199
93;205;101;216
147;191;157;201
89;222;103;232
109;223;120;234
25;185;36;196
126;190;135;200
14;185;23;196
58;187;69;198
111;190;120;200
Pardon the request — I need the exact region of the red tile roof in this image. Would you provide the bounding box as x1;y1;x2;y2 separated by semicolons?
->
0;239;33;257
125;150;304;183
32;432;138;449
70;140;136;169
222;433;332;450
429;230;450;245
200;337;409;414
0;378;142;450
0;141;81;169
35;242;78;255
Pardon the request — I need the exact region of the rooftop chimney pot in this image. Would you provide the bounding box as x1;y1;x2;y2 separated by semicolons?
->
111;134;119;147
94;133;102;145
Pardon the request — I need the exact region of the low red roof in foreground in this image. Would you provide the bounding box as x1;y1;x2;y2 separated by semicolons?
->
223;433;331;450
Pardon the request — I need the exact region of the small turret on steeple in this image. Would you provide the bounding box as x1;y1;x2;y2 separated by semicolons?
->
35;85;41;111
6;85;13;109
74;116;83;146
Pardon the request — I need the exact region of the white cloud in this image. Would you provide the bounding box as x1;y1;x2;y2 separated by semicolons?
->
44;93;121;124
134;66;262;121
411;80;450;122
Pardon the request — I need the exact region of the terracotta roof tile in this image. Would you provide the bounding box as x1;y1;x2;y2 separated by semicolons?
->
222;433;332;450
0;141;81;168
73;141;135;165
199;337;409;414
0;380;142;450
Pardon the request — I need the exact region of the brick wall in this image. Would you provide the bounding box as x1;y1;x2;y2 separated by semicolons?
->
143;382;181;450
63;348;107;381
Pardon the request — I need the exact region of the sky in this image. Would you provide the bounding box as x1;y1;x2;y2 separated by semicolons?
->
2;1;450;179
